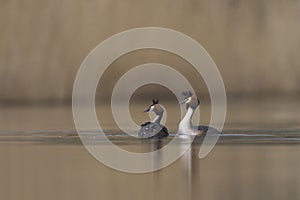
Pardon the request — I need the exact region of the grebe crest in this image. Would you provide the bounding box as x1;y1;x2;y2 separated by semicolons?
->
180;91;200;110
144;99;164;116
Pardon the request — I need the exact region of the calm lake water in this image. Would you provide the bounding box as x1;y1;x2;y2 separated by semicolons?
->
0;98;300;200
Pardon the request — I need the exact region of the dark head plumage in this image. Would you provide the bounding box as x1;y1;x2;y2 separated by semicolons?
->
180;91;200;110
143;99;160;112
182;91;193;99
152;99;159;105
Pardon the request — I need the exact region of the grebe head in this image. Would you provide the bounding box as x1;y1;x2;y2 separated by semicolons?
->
143;99;164;115
179;91;200;110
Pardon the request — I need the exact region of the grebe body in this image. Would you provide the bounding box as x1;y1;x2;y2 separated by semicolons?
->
138;99;169;139
179;91;221;135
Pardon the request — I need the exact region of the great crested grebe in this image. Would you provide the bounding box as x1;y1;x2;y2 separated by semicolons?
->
179;91;220;135
138;99;169;139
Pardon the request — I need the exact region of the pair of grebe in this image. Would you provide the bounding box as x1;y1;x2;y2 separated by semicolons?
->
138;91;218;138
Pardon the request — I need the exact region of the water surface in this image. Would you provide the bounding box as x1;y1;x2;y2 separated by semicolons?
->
0;99;300;200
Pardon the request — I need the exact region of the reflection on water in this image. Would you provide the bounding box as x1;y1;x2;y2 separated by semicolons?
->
1;130;300;144
0;130;300;200
0;98;300;200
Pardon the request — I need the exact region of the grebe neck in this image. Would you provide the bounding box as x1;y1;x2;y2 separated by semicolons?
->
152;114;163;124
179;107;195;134
182;107;195;123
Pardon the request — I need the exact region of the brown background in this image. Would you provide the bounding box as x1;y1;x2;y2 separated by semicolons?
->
1;0;300;103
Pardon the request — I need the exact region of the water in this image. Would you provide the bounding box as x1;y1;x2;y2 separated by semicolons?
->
0;99;300;200
1;130;300;144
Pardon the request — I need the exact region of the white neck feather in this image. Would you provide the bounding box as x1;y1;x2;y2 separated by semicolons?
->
179;107;195;134
152;114;162;124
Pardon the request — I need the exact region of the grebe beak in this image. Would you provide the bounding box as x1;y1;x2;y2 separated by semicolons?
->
143;107;150;112
179;98;188;105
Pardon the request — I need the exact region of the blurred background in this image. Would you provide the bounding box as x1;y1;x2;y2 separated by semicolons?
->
1;0;300;130
0;0;300;104
1;1;300;200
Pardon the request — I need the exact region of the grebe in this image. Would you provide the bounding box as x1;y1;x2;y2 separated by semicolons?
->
179;91;220;135
138;99;169;139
